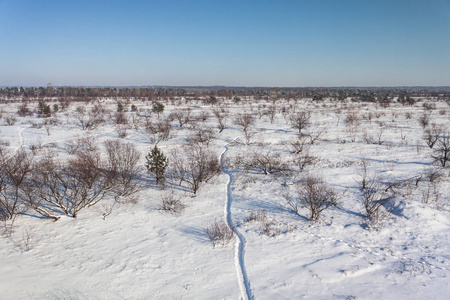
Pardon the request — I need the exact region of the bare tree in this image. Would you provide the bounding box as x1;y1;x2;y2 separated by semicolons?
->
234;113;255;144
289;111;311;135
267;104;277;124
212;108;228;133
198;110;210;122
0;149;33;220
433;132;450;167
240;150;288;175
423;123;444;149
169;148;187;185
171;108;191;128
170;145;221;194
75;105;105;130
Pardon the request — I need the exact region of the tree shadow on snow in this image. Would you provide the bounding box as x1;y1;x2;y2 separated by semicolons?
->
334;206;365;218
177;226;209;244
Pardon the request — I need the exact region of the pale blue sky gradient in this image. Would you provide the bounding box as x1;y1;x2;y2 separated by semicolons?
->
1;0;449;86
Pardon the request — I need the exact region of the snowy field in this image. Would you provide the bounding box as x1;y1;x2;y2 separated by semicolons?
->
0;97;449;299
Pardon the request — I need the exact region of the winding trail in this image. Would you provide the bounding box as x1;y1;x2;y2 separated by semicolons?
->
220;137;254;300
16;126;25;151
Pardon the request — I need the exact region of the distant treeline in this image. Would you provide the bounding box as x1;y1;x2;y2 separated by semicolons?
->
1;86;449;102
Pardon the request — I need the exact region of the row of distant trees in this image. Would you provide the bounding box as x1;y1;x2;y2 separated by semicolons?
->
1;86;449;102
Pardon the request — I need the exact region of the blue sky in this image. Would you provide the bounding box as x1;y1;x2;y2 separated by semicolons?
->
0;0;449;87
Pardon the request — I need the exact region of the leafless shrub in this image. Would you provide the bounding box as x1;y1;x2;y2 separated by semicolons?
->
345;111;360;126
17;103;32;117
25;149;115;219
204;219;234;247
288;175;338;222
130;113;142;130
160;191;185;215
186;127;216;147
42;118;55;136
418;112;431;129
0;140;9;157
376;126;385;145
167;148;184;183
357;160;392;227
362;112;373;124
145;118;172;144
423;123;444;148
405;111;412;119
361;129;374;144
422;102;436;111
294;147;316;171
420;181;441;206
306;128;325;145
438;109;446;115
65;135;98;155
246;209;267;222
395;258;432;276
115;124;128;138
114;111;128;125
284;136;309;155
101;198;119;220
424;167;443;183
29;139;43;154
75;105;105;130
283;191;300;214
4;115;17;126
20;227;35;252
240;150;288;175
246;209;277;236
347;125;358;142
104;139;142;201
171;108;191;128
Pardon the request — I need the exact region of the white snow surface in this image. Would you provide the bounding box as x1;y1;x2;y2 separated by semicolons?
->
0;98;449;299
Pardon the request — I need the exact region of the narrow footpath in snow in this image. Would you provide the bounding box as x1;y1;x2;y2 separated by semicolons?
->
220;138;254;300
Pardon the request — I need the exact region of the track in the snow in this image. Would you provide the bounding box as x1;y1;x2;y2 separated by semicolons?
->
220;138;254;300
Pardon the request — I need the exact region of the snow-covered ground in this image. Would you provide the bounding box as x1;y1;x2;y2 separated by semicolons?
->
0;97;449;299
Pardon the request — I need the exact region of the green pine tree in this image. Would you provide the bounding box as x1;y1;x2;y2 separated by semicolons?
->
145;145;168;184
117;101;124;112
151;102;164;116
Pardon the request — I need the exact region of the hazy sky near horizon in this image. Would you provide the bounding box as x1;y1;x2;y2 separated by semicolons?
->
1;0;449;87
